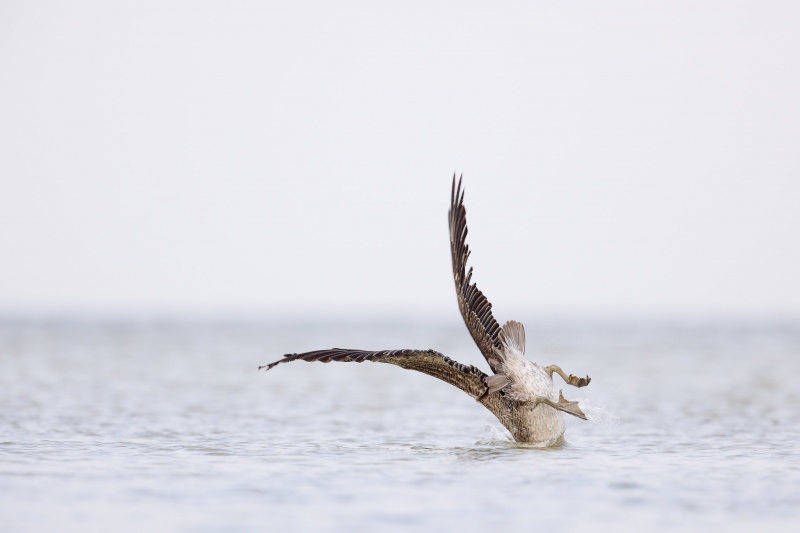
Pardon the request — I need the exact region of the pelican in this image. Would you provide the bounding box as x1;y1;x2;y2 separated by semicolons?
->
261;175;591;444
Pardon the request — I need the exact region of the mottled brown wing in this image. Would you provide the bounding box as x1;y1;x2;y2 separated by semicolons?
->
260;348;489;400
449;175;504;373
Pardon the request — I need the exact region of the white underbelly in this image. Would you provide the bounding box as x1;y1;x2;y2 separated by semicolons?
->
524;404;566;444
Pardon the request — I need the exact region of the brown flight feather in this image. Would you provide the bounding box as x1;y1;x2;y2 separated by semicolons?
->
260;348;491;400
449;174;504;374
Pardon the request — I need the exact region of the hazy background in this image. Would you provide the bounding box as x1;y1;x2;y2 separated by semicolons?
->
1;0;799;321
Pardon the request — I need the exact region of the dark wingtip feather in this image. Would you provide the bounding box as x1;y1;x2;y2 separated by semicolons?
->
258;359;284;371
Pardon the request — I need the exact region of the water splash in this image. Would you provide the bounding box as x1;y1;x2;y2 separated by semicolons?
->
576;398;620;425
475;424;514;445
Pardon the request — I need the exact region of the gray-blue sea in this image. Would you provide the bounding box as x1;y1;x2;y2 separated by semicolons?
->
1;318;799;532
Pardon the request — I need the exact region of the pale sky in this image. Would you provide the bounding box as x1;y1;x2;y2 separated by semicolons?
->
1;1;798;320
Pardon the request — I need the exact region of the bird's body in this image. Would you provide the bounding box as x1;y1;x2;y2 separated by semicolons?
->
261;176;591;444
493;344;566;444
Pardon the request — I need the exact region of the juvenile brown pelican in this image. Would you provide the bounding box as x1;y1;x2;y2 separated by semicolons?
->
261;175;591;444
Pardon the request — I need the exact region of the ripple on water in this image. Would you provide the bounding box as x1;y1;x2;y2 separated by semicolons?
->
1;320;799;532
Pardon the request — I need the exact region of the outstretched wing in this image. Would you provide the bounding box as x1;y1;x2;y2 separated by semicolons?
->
449;175;504;373
260;348;490;400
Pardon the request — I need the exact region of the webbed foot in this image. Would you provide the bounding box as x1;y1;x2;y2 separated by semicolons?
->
547;365;591;388
524;391;587;420
566;374;591;387
553;390;587;420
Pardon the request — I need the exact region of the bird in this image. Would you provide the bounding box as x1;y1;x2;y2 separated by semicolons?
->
260;175;591;444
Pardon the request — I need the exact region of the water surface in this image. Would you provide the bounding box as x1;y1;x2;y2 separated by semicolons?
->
1;319;798;531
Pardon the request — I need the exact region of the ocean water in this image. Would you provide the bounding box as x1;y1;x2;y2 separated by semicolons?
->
1;318;798;532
